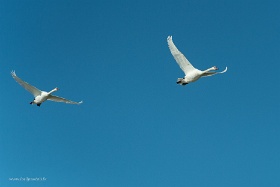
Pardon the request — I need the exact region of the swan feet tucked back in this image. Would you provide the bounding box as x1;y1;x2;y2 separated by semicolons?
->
177;78;188;85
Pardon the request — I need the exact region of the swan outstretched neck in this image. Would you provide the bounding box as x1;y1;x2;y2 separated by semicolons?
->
203;66;218;73
48;87;59;94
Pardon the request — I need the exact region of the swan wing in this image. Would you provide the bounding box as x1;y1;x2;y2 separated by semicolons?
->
201;67;228;77
48;95;83;105
11;71;42;97
167;36;195;75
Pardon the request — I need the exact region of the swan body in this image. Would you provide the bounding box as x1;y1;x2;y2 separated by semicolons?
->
167;36;227;85
11;71;83;106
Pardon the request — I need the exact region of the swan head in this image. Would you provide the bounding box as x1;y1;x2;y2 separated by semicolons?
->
213;66;218;70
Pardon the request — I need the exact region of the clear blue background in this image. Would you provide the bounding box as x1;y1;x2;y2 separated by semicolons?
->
0;0;279;186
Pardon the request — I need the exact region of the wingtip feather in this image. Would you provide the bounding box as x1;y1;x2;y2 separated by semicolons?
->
222;66;228;73
167;35;172;42
11;70;16;76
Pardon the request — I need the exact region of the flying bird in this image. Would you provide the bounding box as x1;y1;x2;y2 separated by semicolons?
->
11;71;83;106
167;36;227;85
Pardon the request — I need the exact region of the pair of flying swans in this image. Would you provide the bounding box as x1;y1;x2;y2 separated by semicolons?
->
11;36;226;106
167;36;227;85
11;71;82;106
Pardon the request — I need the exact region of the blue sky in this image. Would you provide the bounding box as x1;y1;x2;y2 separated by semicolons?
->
0;0;279;186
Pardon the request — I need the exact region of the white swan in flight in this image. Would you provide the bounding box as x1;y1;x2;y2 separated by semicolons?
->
167;36;227;85
11;71;83;106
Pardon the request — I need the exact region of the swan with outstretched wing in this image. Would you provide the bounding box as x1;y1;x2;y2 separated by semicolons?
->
11;71;83;106
167;36;227;85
